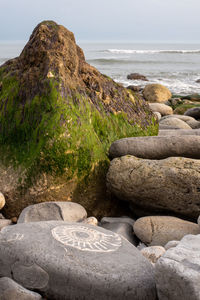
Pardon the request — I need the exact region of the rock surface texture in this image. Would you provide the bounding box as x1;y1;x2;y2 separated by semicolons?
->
0;221;157;300
155;234;200;300
133;216;199;246
17;201;87;223
0;277;42;300
143;84;172;103
109;136;200;160
107;155;200;219
0;21;157;218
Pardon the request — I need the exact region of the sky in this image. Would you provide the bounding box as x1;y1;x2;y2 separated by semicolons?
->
0;0;200;42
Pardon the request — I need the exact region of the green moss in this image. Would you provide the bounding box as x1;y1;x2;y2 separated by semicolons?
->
0;71;158;188
174;103;200;115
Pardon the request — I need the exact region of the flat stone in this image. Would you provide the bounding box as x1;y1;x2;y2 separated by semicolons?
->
109;136;200;160
0;192;5;210
149;103;173;116
100;222;138;246
17;201;87;223
0;277;42;300
159;117;192;129
0;219;12;231
101;216;135;227
155;234;200;300
106;156;200;219
133;216;199;246
164;240;179;250
0;221;157;300
141;246;166;264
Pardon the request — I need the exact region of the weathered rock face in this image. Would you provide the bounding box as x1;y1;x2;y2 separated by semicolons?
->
155;234;200;300
133;216;199;246
0;21;157;218
0;221;157;300
109;136;200;160
143;84;172;103
106;156;200;220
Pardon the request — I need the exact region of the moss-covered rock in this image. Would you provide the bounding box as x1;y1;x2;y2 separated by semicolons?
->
0;21;158;217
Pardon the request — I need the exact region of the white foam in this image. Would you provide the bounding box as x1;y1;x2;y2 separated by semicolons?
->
107;49;200;54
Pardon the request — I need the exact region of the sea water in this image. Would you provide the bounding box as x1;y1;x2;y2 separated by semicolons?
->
0;41;200;95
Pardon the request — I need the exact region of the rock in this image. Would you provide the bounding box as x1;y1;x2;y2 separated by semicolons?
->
197;215;200;227
127;73;148;81
153;111;161;120
159;117;192;129
141;246;166;263
149;103;173;116
174;104;198;115
155;234;200;300
106;155;200;219
0;192;5;210
17;202;87;223
100;216;135;226
0;213;5;219
133;216;199;246
182;93;200;102
196;79;200;83
186;119;200;129
109;136;200;160
0;221;157;300
82;216;98;226
0;21;156;218
127;85;142;92
166;97;182;107
11;217;17;223
0;219;12;231
0;277;42;300
159;125;182;130
184;107;200;119
158;128;200;136
164;240;179;250
161;114;195;122
143;84;172;103
100;222;138;246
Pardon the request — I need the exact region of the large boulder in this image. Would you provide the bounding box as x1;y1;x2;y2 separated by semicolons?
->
161;114;195;122
155;234;200;300
159;128;200;136
0;277;42;300
109;136;200;160
143;84;172;103
17;202;87;223
106;155;200;220
133;216;199;246
148;103;173;116
0;221;157;300
0;21;157;218
159;117;192;129
184;107;200;119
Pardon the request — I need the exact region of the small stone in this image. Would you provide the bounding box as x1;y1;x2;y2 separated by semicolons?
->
164;240;179;250
0;277;42;300
82;217;98;226
153;111;161;120
0;192;5;210
149;103;173;116
0;219;12;231
137;242;147;250
11;217;18;223
141;246;166;264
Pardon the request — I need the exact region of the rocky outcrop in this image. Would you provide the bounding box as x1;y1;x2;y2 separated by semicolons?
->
0;21;157;218
143;84;172;103
109;136;200;160
133;216;199;246
0;221;157;300
155;234;200;300
106;155;200;220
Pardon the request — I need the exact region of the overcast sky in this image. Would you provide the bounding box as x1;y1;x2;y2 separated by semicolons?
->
0;0;200;42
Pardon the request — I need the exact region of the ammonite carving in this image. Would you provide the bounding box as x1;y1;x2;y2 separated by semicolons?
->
51;225;122;252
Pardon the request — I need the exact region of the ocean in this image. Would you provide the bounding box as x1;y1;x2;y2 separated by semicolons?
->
1;41;200;95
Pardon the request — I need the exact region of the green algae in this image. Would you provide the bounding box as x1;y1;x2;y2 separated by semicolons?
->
0;70;158;188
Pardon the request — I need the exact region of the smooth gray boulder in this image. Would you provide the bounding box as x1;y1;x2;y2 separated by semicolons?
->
100;222;138;246
106;155;200;220
109;136;200;160
133;216;199;246
155;234;200;300
149;103;173;116
164;240;179;250
0;277;42;300
17;201;87;223
159;117;192;129
158;129;200;136
187;119;200;129
0;221;157;300
161;114;195;122
184;107;200;119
